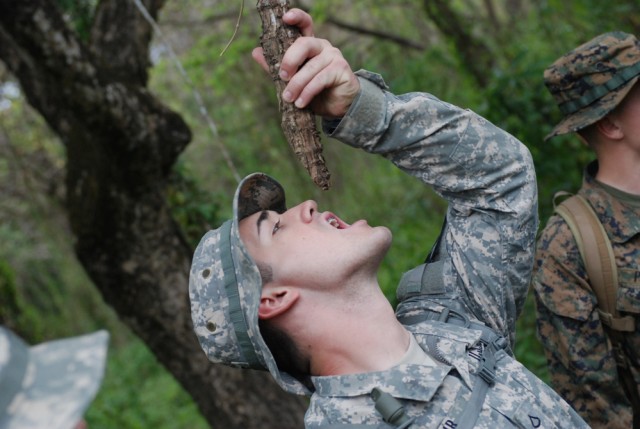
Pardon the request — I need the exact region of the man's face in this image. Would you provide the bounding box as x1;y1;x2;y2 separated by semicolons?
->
614;81;640;150
238;200;392;290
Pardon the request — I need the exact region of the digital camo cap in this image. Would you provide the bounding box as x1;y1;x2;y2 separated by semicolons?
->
189;172;311;395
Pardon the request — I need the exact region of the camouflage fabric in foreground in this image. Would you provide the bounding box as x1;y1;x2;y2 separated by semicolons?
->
0;327;109;429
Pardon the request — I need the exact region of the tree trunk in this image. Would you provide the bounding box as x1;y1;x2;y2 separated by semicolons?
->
0;0;306;428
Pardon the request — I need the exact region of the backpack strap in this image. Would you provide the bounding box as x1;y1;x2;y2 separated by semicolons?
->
398;306;509;429
553;192;635;332
554;192;640;424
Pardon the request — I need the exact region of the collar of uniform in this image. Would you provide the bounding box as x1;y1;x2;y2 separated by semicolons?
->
582;161;640;242
310;363;451;401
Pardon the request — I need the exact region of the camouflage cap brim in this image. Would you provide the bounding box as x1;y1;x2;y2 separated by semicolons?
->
235;173;287;221
545;75;639;140
0;328;109;429
189;173;313;396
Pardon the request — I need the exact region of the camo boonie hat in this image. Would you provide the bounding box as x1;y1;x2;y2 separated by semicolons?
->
189;173;311;395
544;31;640;140
0;328;109;429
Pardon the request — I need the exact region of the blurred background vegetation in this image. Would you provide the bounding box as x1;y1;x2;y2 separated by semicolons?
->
0;0;638;427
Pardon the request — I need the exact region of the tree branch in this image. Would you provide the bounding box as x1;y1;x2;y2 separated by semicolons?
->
293;4;425;51
324;15;425;51
422;0;495;88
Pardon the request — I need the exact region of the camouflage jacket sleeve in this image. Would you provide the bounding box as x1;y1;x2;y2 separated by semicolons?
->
323;70;538;345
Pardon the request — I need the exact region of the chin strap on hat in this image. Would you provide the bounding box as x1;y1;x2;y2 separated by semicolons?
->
219;220;262;369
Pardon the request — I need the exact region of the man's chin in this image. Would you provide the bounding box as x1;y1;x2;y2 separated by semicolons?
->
375;226;393;248
369;227;393;262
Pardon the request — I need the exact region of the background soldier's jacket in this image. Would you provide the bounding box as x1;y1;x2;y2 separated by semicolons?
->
298;71;588;428
533;161;640;429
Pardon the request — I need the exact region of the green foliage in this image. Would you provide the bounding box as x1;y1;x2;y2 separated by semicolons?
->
167;161;224;246
0;219;79;343
0;259;23;330
86;337;209;429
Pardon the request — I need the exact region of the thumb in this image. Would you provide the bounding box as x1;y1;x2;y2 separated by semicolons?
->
252;47;270;73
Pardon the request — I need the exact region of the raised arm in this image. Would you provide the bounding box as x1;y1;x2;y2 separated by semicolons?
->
327;70;538;344
253;9;539;344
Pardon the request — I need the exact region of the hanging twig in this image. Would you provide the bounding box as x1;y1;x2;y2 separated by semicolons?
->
220;0;245;57
131;0;242;183
257;0;331;190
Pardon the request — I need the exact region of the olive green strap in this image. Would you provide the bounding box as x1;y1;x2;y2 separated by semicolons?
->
219;220;261;368
554;193;640;421
553;193;634;332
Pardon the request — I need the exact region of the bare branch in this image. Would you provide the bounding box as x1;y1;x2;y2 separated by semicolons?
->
324;15;425;51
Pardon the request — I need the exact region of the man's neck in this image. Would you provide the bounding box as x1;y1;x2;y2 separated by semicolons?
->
595;143;640;195
303;288;411;377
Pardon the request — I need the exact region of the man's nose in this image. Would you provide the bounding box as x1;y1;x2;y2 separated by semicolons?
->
294;200;318;223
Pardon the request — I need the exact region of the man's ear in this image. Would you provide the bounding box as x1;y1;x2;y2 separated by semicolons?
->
597;115;624;140
258;286;300;320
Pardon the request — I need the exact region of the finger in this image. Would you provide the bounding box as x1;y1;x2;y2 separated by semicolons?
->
295;56;352;111
279;37;331;84
281;42;343;103
283;8;314;37
285;53;334;106
251;47;270;73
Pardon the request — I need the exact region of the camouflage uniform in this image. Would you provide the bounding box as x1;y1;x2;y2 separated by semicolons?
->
0;327;109;429
531;32;640;429
533;162;640;428
190;70;588;428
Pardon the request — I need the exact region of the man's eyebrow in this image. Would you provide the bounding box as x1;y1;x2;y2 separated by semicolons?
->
256;210;269;236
